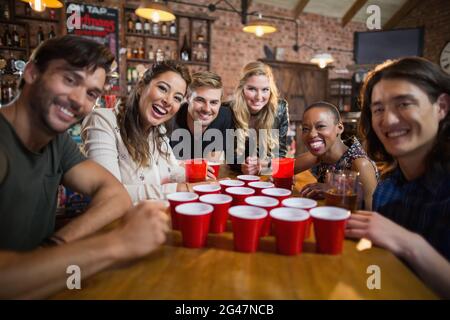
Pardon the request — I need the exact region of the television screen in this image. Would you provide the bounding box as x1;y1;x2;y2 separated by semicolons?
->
354;28;424;65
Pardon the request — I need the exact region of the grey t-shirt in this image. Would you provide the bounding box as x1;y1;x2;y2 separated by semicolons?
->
0;113;85;251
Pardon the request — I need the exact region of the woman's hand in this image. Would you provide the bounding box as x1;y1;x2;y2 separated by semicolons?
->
206;165;217;180
241;156;261;175
345;211;415;257
299;183;327;199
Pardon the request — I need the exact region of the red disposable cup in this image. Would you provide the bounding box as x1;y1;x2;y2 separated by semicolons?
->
219;179;245;193
199;194;233;233
225;186;255;206
309;206;351;255
176;202;213;248
248;181;275;195
270;207;310;255
185;158;207;183
272;158;295;189
192;184;221;197
167;192;199;230
261;188;292;206
229;205;268;253
245;196;279;237
208;161;221;178
282;198;317;239
237;175;260;186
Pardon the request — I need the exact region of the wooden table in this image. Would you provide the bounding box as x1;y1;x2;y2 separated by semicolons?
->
51;166;437;299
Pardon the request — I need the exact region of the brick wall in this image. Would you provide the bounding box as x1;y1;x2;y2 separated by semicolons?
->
89;0;366;98
396;0;450;65
18;0;368;98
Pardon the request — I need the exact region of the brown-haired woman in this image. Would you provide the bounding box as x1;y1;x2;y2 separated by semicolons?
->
82;61;196;203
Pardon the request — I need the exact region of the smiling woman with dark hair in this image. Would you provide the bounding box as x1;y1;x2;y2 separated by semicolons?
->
82;60;195;202
294;101;379;210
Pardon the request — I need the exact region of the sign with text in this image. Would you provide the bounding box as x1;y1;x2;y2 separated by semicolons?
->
66;2;119;91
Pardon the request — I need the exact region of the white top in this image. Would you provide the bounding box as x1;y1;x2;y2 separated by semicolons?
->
81;107;185;203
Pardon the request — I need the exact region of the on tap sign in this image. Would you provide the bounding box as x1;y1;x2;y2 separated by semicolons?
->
66;2;119;91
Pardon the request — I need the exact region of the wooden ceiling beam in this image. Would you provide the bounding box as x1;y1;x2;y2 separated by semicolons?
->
383;0;421;29
341;0;368;27
293;0;310;20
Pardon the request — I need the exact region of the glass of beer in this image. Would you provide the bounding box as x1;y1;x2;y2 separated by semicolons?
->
324;170;360;212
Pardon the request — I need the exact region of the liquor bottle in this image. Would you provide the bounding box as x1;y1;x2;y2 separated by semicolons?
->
48;25;56;39
49;9;56;20
127;67;132;83
161;22;168;36
180;34;191;61
127;47;132;59
0;54;6;73
144;19;151;34
138;46;145;60
135;19;142;34
127;14;134;33
169;20;177;37
4;2;10;20
0;81;3;105
156;48;164;63
7;81;14;102
164;46;171;61
7;52;15;74
1;81;7;105
12;27;20;47
152;21;160;36
0;34;3;46
147;45;154;61
19;33;26;48
132;47;139;59
4;28;12;47
37;26;45;45
24;3;31;16
131;68;138;83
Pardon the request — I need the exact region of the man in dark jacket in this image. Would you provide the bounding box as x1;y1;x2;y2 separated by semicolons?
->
169;71;233;161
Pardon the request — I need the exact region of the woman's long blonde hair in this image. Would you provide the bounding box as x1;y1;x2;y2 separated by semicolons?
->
232;61;279;157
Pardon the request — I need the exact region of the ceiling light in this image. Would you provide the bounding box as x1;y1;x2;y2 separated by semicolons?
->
135;0;176;22
310;53;334;69
21;0;63;12
243;14;276;37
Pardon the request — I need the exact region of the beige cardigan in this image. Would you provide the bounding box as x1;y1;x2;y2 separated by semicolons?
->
81;107;185;203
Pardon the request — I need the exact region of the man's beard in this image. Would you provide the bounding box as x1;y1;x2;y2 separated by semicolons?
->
28;78;78;135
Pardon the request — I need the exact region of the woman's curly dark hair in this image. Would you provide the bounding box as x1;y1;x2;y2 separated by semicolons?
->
117;60;191;168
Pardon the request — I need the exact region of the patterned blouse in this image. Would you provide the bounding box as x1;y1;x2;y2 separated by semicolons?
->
311;136;379;183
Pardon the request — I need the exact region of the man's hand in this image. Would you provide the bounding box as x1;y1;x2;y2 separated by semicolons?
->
299;182;327;199
241;156;261;175
345;211;414;257
114;200;170;260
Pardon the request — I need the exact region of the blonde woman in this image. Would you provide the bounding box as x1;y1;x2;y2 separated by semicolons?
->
227;61;289;174
82;61;200;203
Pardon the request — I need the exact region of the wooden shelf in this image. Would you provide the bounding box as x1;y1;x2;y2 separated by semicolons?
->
0;19;27;26
14;15;60;23
127;58;153;64
0;46;27;52
183;61;209;66
126;32;178;41
193;40;209;45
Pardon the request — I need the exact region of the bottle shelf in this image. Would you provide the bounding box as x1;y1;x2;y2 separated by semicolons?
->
126;58;153;64
126;32;178;41
14;15;60;23
183;61;209;66
193;41;209;45
0;46;27;52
